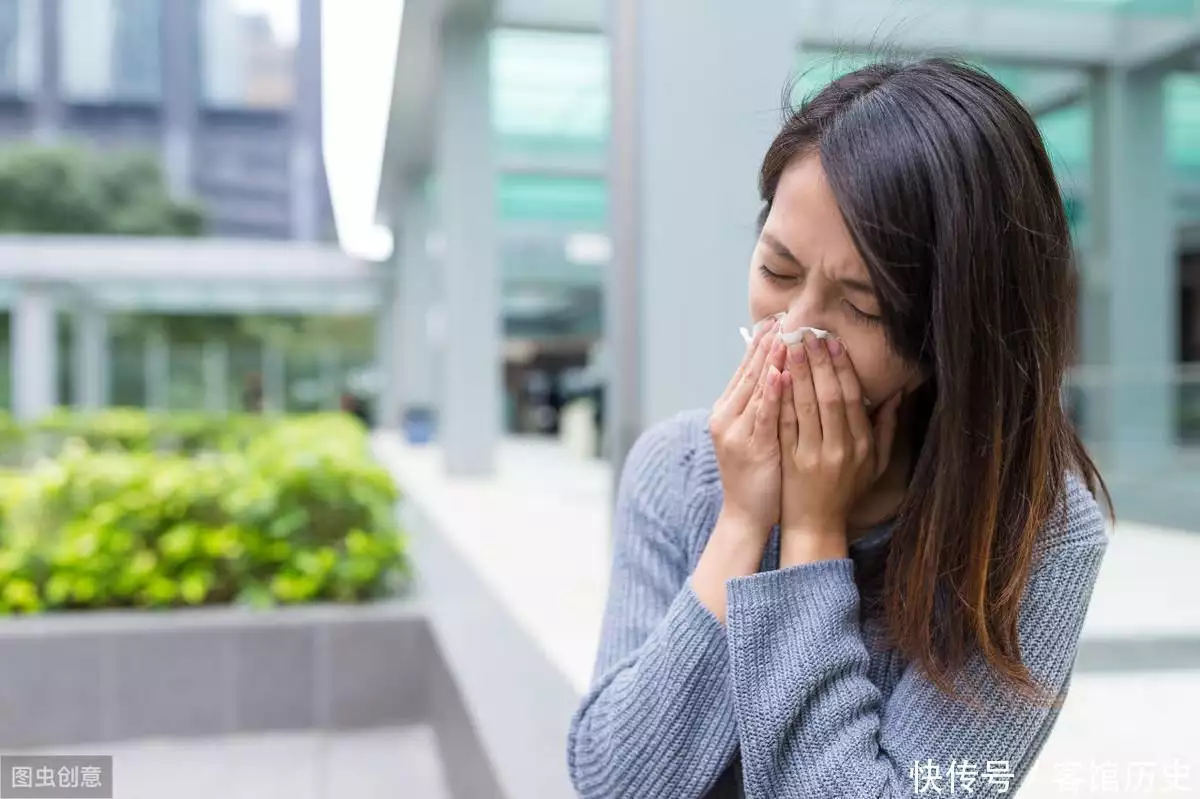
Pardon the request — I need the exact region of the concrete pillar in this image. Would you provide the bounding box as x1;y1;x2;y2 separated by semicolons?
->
291;0;323;241
1088;67;1177;463
377;198;438;431
33;0;61;140
290;140;319;241
438;23;500;476
11;283;58;422
606;0;800;476
400;194;436;419
160;0;199;197
72;300;109;410
375;265;401;429
144;328;170;411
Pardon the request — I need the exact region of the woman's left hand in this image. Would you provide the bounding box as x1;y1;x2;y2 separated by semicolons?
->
779;332;902;563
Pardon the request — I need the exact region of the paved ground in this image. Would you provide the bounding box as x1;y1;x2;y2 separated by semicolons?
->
376;434;612;695
374;432;1200;797
1021;672;1200;797
1094;443;1200;533
24;726;450;799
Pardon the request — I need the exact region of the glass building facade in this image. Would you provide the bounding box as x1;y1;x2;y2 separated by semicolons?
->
201;0;297;109
0;0;325;240
60;0;162;101
0;0;38;96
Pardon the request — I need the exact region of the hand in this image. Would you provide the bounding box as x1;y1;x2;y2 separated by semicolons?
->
779;332;902;559
709;318;788;535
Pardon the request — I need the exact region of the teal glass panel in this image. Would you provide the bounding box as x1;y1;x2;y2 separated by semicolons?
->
229;341;264;413
1168;73;1200;171
167;341;206;411
498;174;607;225
1039;104;1090;173
491;29;609;160
109;329;147;408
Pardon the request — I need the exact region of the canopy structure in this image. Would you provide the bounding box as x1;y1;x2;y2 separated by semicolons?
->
0;236;383;315
1;236;384;422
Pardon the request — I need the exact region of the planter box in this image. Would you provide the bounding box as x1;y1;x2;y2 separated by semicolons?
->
0;599;440;747
0;598;506;798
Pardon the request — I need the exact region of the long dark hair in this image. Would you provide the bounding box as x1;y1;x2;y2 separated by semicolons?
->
759;58;1111;698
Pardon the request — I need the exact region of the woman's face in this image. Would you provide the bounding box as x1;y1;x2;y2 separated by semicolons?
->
748;156;923;409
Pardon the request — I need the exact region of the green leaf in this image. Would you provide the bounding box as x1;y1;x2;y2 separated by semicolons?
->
179;570;213;605
2;578;40;612
236;584;276;610
45;573;73;607
71;575;98;605
158;524;199;563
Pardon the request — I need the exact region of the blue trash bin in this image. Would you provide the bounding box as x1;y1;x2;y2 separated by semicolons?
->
403;407;436;445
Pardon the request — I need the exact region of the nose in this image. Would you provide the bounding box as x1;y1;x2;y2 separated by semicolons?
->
779;293;830;336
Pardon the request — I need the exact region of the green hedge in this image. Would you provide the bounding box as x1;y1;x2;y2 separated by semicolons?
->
23;409;273;454
0;412;408;615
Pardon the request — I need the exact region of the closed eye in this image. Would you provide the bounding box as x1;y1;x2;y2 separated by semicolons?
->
758;264;796;284
844;300;882;326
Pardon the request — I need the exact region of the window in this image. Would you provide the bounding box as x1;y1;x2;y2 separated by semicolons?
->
0;0;39;96
201;0;296;109
60;0;161;101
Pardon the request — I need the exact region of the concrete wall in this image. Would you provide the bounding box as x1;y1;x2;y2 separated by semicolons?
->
0;599;507;799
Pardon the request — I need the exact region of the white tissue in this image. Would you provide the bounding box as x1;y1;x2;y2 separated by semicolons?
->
778;326;833;347
739;312;784;344
738;313;833;346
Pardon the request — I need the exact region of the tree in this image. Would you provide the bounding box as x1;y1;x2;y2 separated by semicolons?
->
0;144;204;236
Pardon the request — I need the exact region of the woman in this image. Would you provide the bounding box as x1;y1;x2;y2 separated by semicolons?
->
567;58;1110;798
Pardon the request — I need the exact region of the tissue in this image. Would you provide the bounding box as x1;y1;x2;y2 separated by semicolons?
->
778;326;834;347
739;313;833;346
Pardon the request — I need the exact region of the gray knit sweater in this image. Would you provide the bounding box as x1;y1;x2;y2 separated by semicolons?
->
567;408;1108;798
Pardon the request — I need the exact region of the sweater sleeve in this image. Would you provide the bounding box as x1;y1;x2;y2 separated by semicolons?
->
567;413;740;799
724;535;1107;798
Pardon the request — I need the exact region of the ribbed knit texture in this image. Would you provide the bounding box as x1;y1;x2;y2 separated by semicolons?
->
567;408;1109;798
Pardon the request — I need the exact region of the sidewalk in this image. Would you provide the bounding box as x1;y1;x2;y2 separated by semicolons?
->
373;432;1200;797
374;434;610;695
23;726;450;799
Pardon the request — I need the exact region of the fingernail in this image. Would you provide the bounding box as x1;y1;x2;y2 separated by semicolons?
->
790;344;806;364
805;332;822;353
828;338;843;358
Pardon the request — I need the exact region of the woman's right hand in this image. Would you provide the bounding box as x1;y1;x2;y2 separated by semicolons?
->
709;318;788;535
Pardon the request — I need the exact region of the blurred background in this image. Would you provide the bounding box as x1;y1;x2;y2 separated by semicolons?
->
0;0;1196;797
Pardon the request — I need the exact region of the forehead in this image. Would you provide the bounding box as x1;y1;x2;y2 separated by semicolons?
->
763;156;866;277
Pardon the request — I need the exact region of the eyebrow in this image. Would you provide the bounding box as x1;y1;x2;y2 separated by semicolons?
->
761;232;876;297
